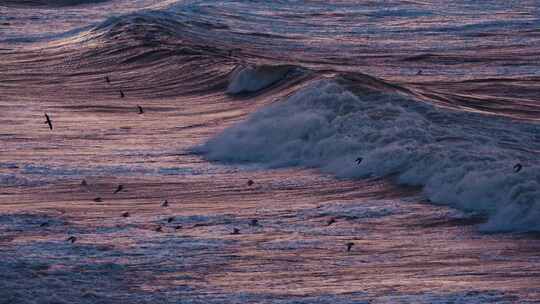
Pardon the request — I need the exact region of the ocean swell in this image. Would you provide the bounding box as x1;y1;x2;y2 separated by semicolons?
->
197;76;540;233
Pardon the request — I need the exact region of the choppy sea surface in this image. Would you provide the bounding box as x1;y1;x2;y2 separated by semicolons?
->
1;1;540;303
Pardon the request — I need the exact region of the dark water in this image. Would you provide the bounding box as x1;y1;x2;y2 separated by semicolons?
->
1;1;539;303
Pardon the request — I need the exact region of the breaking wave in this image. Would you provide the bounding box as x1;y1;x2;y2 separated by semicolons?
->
198;77;540;233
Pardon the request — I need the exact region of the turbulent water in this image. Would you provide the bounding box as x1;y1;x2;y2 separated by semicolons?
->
1;1;540;303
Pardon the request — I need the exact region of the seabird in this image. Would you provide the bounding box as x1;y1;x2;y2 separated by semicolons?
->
346;242;354;252
247;180;254;186
81;179;88;186
44;113;53;130
327;217;336;226
167;217;174;223
161;200;169;207
249;219;259;226
113;184;124;194
93;197;103;202
120;90;125;98
231;228;240;235
105;76;110;84
355;157;363;165
137;106;144;114
514;163;522;173
121;212;130;218
67;236;77;243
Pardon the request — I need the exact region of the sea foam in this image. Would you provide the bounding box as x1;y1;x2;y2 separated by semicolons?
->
198;79;540;232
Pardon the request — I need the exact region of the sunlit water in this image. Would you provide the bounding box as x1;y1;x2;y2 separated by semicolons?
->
1;1;540;303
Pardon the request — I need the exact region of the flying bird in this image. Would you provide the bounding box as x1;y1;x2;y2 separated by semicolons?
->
113;184;124;194
120;90;125;98
167;217;174;223
327;217;336;226
67;236;77;243
231;228;240;235
346;242;354;252
39;222;49;227
155;226;163;232
137;106;144;114
249;219;259;226
355;157;363;165
247;179;254;186
44;113;53;130
121;212;130;218
105;76;110;84
161;200;169;207
174;225;182;230
93;197;103;202
514;163;522;173
81;179;88;187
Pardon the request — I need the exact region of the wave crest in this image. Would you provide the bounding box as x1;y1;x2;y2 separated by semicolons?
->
227;65;303;95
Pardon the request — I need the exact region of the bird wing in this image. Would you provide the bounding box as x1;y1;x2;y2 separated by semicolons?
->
44;114;53;129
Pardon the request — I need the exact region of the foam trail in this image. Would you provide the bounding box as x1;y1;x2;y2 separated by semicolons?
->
198;79;540;232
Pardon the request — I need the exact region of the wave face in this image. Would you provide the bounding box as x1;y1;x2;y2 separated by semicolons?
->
198;78;540;232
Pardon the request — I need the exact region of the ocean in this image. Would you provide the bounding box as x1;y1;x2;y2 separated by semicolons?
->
1;1;539;303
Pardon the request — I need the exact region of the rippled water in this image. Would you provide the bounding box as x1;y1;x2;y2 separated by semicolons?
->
1;0;540;303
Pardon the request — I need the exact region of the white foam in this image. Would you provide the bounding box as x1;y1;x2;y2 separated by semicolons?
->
199;80;540;232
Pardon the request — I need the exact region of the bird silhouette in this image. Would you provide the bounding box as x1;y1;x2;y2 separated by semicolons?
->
113;185;124;194
231;228;240;235
105;76;110;84
417;70;423;75
121;212;130;218
93;197;103;202
39;222;49;227
137;106;144;114
120;90;125;98
514;163;522;173
167;217;174;223
346;242;354;252
249;219;259;226
67;236;77;243
155;226;163;232
81;179;88;187
247;180;254;186
161;200;169;207
44;113;53;130
174;225;182;230
327;217;336;226
355;157;363;165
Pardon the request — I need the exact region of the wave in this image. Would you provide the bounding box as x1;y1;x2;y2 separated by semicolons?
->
3;4;540;233
196;74;540;233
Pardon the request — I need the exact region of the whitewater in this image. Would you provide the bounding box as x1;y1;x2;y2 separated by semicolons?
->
1;0;540;303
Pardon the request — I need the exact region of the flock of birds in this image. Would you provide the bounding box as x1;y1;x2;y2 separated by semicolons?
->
43;76;143;130
38;75;526;253
64;178;358;251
